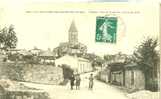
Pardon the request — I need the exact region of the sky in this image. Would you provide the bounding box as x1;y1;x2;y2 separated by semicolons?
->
0;0;160;56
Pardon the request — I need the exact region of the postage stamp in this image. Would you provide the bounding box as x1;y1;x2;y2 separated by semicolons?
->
95;16;118;43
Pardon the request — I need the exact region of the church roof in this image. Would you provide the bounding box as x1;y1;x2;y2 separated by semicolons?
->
69;20;78;32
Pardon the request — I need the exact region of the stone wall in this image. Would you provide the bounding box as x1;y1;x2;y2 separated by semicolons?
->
0;90;50;99
0;79;51;99
23;64;63;84
5;90;50;99
0;62;63;85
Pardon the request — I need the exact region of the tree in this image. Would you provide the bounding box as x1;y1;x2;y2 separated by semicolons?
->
83;53;104;69
133;37;160;91
0;27;7;48
104;54;116;62
104;52;129;63
0;25;18;50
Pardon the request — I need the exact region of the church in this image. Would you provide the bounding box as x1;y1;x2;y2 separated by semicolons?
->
53;20;87;57
54;20;93;73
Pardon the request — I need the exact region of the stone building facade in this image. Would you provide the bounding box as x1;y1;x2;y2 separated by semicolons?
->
99;62;145;91
55;55;93;74
124;63;145;90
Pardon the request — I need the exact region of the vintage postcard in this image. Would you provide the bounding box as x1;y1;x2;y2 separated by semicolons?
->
0;1;160;99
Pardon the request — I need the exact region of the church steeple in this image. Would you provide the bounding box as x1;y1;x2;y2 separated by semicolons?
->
68;20;78;44
69;20;78;32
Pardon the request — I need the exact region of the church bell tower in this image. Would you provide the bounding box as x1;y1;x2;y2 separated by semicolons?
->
68;20;78;45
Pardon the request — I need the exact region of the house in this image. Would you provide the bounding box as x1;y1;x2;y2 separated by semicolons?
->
8;49;32;56
29;48;41;56
39;50;55;64
8;49;21;54
108;62;125;86
18;50;32;56
108;62;145;91
55;55;93;74
124;63;145;90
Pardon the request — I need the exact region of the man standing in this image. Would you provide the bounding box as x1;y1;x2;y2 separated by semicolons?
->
70;74;75;90
75;74;81;90
89;73;94;90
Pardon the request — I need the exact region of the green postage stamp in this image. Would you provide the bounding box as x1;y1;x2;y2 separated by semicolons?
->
95;16;118;43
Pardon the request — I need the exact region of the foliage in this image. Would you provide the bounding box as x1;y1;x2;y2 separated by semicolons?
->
23;55;34;63
0;25;18;50
83;53;104;67
133;37;160;91
133;37;159;74
104;54;116;62
104;52;130;64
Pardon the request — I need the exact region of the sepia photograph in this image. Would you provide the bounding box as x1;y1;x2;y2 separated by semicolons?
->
0;1;160;99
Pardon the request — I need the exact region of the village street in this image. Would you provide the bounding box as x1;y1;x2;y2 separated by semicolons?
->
21;72;129;99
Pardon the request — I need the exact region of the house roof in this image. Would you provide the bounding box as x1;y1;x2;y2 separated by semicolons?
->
56;54;90;62
124;63;137;67
19;50;33;56
108;62;126;67
108;62;126;71
124;63;139;69
77;57;90;62
39;51;54;57
108;62;140;71
8;49;21;51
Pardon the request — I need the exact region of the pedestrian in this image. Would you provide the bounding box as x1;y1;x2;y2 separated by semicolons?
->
70;74;75;90
75;74;81;90
89;73;94;90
